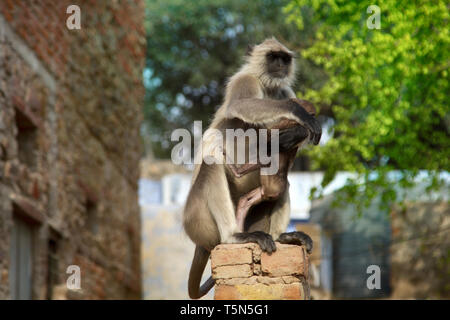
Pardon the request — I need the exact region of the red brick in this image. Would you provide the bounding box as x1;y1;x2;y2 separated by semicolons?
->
2;10;13;22
215;285;240;300
211;243;310;300
211;246;253;268
215;283;307;300
282;282;305;300
261;243;307;277
4;0;14;10
213;264;253;279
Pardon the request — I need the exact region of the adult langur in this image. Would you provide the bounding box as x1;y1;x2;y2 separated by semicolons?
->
183;38;322;299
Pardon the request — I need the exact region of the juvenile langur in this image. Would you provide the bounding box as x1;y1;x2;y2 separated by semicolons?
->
183;38;322;299
232;100;318;233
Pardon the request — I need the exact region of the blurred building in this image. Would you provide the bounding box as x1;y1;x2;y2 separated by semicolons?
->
139;174;214;299
0;1;145;299
308;172;449;299
389;200;449;299
309;195;392;299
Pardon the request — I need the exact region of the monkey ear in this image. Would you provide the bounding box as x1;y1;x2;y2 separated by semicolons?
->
246;44;254;56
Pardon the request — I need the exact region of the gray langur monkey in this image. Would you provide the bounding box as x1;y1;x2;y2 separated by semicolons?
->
183;37;322;299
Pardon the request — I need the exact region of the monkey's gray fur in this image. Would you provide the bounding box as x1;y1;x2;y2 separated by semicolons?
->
183;37;320;299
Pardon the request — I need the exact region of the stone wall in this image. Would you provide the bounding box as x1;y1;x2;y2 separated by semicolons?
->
0;1;145;299
212;243;310;300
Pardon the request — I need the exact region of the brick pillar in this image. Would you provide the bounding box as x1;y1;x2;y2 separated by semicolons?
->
211;243;310;300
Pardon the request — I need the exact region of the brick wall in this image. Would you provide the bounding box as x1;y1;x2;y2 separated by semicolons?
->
211;243;310;300
0;1;145;299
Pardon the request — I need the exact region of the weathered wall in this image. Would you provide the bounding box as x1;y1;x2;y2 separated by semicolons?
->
0;0;145;299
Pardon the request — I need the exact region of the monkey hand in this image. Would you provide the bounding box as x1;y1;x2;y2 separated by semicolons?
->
291;98;316;115
278;125;309;151
288;98;322;145
277;231;313;254
234;231;276;254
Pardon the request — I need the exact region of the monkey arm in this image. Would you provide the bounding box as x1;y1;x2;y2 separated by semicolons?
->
225;129;305;179
227;162;261;178
225;119;311;179
224;74;321;144
226;98;321;145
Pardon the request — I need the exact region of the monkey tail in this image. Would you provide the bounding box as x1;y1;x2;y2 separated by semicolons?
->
188;245;215;299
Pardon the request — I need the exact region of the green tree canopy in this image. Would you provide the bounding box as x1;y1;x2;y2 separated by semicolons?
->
285;0;449;210
144;0;324;158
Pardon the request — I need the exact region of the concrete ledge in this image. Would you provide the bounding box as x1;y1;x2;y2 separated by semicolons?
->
211;243;310;300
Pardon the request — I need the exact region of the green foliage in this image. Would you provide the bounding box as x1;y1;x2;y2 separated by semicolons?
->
144;0;323;157
285;0;450;209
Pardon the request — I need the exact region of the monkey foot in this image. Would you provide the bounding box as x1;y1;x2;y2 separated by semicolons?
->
234;231;276;254
277;231;313;254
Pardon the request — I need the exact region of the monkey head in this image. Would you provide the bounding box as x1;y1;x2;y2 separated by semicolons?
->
265;50;293;79
245;37;296;89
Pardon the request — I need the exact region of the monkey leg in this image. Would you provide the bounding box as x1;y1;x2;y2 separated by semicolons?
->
236;187;264;232
190;164;275;254
184;164;223;250
265;189;290;240
277;231;313;254
236;172;288;232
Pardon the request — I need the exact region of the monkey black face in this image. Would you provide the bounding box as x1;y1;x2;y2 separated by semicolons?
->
266;51;293;78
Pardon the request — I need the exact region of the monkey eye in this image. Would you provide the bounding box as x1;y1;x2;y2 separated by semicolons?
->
267;52;276;60
282;55;292;64
267;51;292;64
